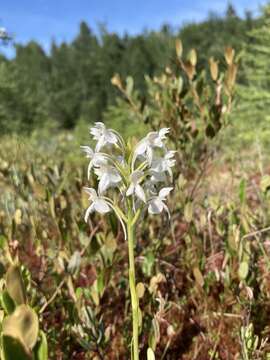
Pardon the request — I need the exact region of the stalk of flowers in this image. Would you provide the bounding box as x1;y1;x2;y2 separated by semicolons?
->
81;122;175;359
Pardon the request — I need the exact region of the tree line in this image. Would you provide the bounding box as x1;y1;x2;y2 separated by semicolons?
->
0;4;263;134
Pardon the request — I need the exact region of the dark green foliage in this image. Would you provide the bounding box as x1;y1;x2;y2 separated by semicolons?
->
0;4;257;135
235;4;270;148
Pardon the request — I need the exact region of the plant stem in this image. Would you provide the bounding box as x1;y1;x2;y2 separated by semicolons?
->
127;210;139;360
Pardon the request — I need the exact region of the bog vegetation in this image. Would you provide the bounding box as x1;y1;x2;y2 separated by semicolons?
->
0;3;270;360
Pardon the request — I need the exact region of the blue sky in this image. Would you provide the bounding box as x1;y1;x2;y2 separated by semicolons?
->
0;0;268;56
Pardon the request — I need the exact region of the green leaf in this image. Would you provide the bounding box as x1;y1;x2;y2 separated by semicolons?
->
238;261;249;281
175;39;183;58
177;77;183;94
136;282;145;299
189;49;197;66
225;47;235;65
6;265;27;305
34;331;48;360
67;251;81;275
0;290;15;315
142;252;155;277
193;267;204;287
184;202;193;223
2;335;32;360
239;179;246;204
126;76;134;97
3;305;39;350
97;272;105;295
260;175;270;193
209;57;218;81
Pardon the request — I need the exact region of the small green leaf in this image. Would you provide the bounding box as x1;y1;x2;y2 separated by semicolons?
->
225;47;235;65
126;76;134;96
0;290;15;315
67;251;81;275
238;261;249;281
136;282;145;299
184;202;193;223
2;335;32;360
175;39;183;57
3;305;39;350
138;307;142;331
260;175;270;193
209;57;218;81
34;331;48;360
239;179;246;204
6;265;27;305
193;267;204;287
142;252;155;277
189;49;197;66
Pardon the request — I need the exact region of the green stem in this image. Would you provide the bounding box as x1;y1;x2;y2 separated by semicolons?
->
127;210;139;360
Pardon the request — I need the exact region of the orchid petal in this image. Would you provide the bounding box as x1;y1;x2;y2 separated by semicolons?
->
126;184;135;197
135;140;148;156
87;160;93;180
162;203;171;220
159;128;170;138
95;136;105;152
146;147;153;165
98;175;111;194
159;187;173;199
80;146;94;158
135;184;146;203
83;187;97;200
84;203;95;222
148;198;164;214
105;130;118;144
94;199;111;213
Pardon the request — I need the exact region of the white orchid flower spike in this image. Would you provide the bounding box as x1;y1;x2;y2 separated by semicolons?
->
82;122;175;238
82;122;175;360
84;187;111;222
126;170;146;203
148;187;173;217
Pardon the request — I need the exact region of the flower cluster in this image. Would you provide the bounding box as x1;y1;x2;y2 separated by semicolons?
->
81;122;175;233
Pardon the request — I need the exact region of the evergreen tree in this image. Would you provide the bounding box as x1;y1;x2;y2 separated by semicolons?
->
72;22;100;120
49;41;80;128
237;5;270;146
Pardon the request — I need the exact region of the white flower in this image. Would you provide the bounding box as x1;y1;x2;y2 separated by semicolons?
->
126;170;146;202
148;187;173;216
134;128;170;165
84;187;111;221
151;151;176;178
90;122;118;151
94;164;122;194
80;146;108;179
